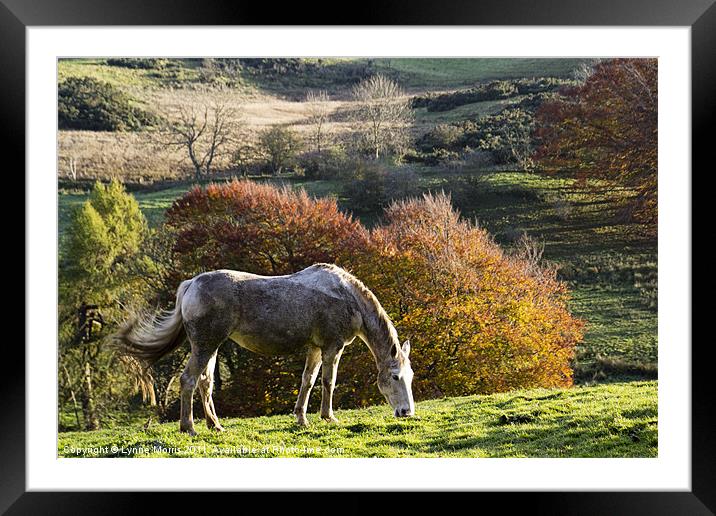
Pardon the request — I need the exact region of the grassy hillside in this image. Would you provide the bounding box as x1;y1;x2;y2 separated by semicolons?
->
58;381;657;458
58;57;585;93
57;58;656;441
375;58;586;89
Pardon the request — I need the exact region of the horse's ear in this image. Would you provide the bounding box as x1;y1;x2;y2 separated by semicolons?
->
402;340;411;357
390;343;398;358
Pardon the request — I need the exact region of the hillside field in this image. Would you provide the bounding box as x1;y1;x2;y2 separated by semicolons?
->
57;57;657;451
59;381;657;458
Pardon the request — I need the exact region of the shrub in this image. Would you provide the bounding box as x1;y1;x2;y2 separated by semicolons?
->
419;123;464;149
299;147;349;180
166;179;364;277
349;193;583;398
416;108;535;165
411;78;574;113
105;58;173;69
58;77;159;131
403;148;462;166
161;182;583;416
257;126;303;175
342;162;420;214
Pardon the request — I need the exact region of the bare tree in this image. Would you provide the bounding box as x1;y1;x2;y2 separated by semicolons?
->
158;102;240;181
68;157;79;181
572;58;603;84
305;90;331;154
351;74;413;160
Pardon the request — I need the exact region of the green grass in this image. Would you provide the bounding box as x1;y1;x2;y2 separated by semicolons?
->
58;58;588;97
414;97;516;124
374;58;587;89
58;58;158;89
58;381;656;458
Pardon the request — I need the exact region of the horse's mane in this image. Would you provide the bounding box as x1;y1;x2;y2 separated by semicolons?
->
314;263;398;346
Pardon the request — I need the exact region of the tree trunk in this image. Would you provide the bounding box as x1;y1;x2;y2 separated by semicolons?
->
81;361;100;430
62;363;82;430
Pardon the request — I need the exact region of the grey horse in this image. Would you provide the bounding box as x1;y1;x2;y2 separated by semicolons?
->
114;263;414;435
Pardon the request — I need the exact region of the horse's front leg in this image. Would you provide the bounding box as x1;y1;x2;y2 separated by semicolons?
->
320;343;345;423
293;346;322;426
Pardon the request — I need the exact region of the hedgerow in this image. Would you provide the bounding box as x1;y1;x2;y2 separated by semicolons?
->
415;108;535;165
411;77;574;112
58;77;160;131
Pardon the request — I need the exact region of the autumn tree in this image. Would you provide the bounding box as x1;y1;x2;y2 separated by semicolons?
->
534;58;657;225
163;180;365;415
347;193;583;400
165;179;364;277
351;74;413;160
158;102;241;181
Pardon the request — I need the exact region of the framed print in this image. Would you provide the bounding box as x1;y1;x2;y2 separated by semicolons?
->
7;0;713;513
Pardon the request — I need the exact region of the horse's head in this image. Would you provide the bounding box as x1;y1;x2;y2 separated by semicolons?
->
377;340;415;417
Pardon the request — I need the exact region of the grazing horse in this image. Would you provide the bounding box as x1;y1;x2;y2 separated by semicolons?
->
114;263;414;435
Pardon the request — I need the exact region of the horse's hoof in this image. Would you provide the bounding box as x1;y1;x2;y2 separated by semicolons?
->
210;425;225;433
322;415;339;424
295;416;309;427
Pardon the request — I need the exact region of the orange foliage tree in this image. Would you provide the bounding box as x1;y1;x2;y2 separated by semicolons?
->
162;181;583;416
534;58;657;225
348;193;583;399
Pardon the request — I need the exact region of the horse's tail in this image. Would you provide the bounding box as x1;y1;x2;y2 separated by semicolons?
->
112;279;193;367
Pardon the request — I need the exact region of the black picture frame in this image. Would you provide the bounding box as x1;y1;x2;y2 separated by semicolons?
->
6;0;711;513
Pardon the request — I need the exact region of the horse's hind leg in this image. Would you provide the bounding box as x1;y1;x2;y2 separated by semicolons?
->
293;346;322;427
179;346;218;436
198;350;223;432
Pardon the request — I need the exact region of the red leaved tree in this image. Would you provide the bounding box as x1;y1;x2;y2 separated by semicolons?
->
534;59;657;226
163;179;366;416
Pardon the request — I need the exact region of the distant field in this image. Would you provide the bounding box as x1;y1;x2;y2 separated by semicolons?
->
58;381;657;458
374;58;587;89
58;57;586;91
57;57;588;182
57;58;204;92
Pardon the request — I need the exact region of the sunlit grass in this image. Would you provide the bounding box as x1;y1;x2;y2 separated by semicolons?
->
58;381;657;458
374;58;586;89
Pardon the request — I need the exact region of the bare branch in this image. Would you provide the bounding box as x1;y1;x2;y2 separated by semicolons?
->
156;101;242;181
